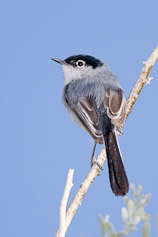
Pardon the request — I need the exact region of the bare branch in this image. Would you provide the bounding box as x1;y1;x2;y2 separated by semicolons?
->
126;46;158;120
56;169;74;237
66;149;106;228
56;46;158;236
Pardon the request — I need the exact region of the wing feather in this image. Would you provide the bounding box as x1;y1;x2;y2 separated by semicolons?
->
104;89;127;127
71;97;103;144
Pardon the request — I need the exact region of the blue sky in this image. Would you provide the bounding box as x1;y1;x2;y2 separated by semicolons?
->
0;0;158;236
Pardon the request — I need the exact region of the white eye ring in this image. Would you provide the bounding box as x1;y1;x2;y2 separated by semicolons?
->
76;60;86;68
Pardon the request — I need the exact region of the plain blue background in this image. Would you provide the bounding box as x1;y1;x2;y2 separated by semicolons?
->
0;0;158;236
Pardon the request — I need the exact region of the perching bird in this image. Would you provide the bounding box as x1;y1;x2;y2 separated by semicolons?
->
52;54;129;196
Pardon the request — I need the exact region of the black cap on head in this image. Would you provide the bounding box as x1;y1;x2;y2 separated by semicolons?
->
64;54;103;69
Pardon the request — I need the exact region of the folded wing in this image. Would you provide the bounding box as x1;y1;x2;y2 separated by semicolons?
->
104;88;127;128
70;97;103;144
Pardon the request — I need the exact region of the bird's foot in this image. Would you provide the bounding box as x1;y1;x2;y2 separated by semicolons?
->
91;156;103;171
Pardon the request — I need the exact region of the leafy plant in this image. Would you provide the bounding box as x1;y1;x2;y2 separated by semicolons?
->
99;184;151;237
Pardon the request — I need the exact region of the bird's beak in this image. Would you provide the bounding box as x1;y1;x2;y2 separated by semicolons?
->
51;58;66;65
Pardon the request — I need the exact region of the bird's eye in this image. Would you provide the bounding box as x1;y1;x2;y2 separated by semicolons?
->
76;60;86;68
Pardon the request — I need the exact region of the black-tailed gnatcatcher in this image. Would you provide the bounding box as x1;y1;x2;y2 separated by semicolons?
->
52;55;129;196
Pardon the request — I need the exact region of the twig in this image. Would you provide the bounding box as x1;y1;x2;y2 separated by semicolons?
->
66;149;106;228
56;169;74;237
56;46;158;236
126;46;158;120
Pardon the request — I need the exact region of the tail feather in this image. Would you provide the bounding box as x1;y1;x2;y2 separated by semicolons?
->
104;131;129;196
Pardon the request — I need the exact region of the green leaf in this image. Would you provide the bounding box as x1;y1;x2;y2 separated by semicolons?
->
103;221;116;236
104;214;110;222
124;196;131;207
137;194;151;207
134;216;141;225
127;200;135;218
98;214;116;236
121;207;128;223
135;207;144;219
134;185;143;197
142;222;151;237
98;214;106;235
117;229;129;236
130;183;135;197
141;213;151;222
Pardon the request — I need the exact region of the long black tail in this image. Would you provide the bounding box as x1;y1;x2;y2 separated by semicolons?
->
103;130;129;196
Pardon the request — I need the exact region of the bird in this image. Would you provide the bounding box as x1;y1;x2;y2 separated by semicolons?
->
52;54;129;196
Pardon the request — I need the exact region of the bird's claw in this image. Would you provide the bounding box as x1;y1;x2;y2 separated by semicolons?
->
91;155;103;170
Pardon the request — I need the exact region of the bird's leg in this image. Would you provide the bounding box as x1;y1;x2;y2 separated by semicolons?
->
90;142;103;170
90;142;97;167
